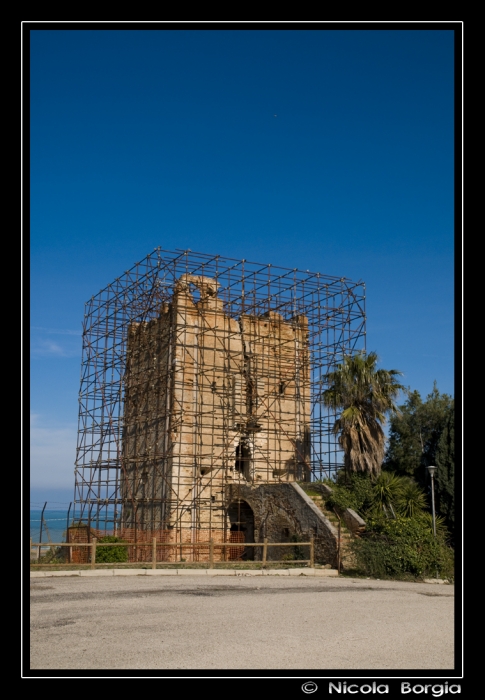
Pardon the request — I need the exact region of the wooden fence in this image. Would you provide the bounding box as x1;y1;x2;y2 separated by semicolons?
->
30;537;315;569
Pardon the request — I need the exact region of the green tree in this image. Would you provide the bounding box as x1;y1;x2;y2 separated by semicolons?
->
321;351;405;477
384;382;453;488
435;404;455;542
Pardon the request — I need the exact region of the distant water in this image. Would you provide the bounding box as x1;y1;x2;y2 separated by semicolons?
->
30;506;118;545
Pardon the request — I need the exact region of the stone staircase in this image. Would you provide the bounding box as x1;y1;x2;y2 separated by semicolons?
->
299;486;356;570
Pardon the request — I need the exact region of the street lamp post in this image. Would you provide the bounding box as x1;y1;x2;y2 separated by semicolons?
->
427;465;437;538
427;465;439;580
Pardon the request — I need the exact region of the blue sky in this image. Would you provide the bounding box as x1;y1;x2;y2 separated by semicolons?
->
29;26;457;502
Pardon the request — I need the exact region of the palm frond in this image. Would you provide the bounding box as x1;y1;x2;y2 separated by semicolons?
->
396;479;428;518
321;351;405;476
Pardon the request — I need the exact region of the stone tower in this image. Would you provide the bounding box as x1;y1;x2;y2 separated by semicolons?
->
121;274;311;546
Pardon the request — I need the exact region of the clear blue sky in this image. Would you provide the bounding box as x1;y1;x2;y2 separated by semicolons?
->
29;26;457;502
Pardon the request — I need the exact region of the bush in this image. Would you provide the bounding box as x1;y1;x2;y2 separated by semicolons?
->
326;472;431;521
396;478;428;518
319;471;453;580
95;536;128;563
326;472;374;516
349;516;454;580
36;546;67;564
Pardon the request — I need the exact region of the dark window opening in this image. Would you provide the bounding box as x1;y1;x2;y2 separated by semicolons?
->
235;442;250;479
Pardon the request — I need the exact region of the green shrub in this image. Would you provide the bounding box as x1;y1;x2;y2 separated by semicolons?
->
327;472;431;521
326;472;374;516
95;536;128;563
395;478;428;518
320;471;453;580
36;546;67;564
414;512;450;541
349;516;454;580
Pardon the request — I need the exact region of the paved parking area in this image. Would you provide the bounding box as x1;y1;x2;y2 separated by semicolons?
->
29;574;454;670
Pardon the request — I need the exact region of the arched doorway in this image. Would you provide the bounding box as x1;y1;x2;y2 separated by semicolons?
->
227;500;255;561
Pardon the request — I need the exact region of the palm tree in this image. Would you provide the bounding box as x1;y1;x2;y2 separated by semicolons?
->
321;351;405;477
396;478;428;518
370;472;404;518
368;473;428;519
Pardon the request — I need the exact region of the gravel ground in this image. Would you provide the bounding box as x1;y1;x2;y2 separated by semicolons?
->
29;574;454;671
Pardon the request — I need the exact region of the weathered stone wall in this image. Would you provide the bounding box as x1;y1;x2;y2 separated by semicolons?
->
225;483;338;567
305;482;366;534
239;312;311;482
121;310;173;530
121;275;313;550
168;285;244;537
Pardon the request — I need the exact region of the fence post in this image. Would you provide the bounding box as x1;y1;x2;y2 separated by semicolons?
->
310;536;314;569
262;538;268;567
332;507;342;574
38;501;47;562
66;503;72;563
30;537;32;564
152;537;157;570
91;538;97;570
337;520;341;574
209;539;214;569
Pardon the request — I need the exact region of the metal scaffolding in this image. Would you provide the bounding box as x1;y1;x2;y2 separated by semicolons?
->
73;248;366;554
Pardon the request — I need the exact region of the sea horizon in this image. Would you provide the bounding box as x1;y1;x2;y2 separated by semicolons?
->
30;505;118;545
